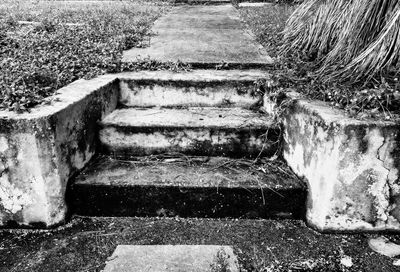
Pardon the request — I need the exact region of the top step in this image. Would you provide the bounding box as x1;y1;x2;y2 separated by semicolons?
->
175;0;232;5
117;70;273;108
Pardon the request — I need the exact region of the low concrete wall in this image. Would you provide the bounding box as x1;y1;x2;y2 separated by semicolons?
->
266;91;400;232
0;75;119;227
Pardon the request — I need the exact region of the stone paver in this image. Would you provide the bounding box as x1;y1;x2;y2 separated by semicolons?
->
102;245;239;272
123;5;273;67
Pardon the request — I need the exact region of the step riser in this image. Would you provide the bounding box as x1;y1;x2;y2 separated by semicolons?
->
99;127;280;158
69;185;306;219
119;80;262;108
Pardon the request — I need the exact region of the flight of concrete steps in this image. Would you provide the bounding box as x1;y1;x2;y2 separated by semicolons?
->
67;70;307;220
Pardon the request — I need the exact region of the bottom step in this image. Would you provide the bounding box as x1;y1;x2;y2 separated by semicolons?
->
68;156;307;219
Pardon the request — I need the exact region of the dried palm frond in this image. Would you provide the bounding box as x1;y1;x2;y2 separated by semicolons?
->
331;7;400;82
281;0;400;84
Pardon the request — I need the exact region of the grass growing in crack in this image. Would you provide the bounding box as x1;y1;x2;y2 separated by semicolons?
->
0;0;177;112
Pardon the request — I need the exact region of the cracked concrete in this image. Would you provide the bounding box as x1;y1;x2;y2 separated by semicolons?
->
99;107;279;158
0;75;119;227
266;91;400;232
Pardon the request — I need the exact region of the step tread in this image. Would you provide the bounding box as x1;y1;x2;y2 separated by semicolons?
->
74;156;305;190
100;107;275;129
70;156;307;218
117;69;271;83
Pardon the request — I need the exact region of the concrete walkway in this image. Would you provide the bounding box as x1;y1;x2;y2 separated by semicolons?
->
122;5;273;68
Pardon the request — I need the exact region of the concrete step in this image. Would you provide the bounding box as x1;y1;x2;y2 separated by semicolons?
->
117;70;273;108
99;107;279;158
69;156;307;219
174;0;232;5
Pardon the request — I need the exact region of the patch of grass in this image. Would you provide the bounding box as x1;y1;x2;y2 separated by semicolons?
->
0;0;175;112
239;4;296;58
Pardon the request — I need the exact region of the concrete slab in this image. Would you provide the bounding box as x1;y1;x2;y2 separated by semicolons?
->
70;156;306;218
99;107;280;158
102;245;239;272
122;5;273;68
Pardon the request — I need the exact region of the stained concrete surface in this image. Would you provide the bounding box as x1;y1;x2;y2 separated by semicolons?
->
269;92;400;232
122;5;273;67
118;69;273;108
99;107;280;158
100;107;274;129
0;75;119;227
102;245;239;272
69;156;306;218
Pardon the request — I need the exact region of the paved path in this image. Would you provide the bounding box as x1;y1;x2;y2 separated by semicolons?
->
122;5;273;68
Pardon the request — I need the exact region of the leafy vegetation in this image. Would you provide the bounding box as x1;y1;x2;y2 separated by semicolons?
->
0;0;174;112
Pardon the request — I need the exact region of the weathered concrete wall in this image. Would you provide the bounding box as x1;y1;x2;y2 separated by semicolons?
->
0;75;119;227
268;92;400;232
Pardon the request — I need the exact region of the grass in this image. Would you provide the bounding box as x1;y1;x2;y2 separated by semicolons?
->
239;3;296;58
0;0;177;112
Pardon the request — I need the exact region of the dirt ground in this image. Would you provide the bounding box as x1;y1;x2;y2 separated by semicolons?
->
1;216;400;272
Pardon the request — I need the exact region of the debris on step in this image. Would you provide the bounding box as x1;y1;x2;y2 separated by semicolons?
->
69;156;307;219
99;107;280;158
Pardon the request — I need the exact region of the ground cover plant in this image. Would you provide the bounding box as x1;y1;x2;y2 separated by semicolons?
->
0;0;175;112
